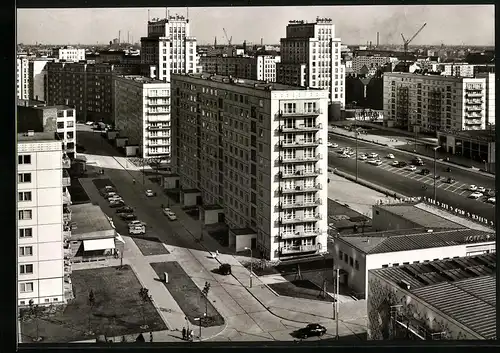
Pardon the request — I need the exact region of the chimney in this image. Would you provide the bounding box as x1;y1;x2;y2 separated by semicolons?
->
27;130;35;137
377;32;379;47
65;98;69;106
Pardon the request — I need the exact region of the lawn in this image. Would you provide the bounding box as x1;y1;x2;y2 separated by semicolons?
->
19;265;166;343
268;279;335;303
131;236;170;256
92;178;116;191
150;261;224;328
67;178;90;204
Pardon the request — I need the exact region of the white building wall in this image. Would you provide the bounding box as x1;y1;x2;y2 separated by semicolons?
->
56;48;86;62
17;57;29;100
29;60;51;101
476;72;495;126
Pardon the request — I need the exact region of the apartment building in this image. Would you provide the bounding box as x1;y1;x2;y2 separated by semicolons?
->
351;55;391;75
113;75;171;160
441;63;476;77
199;55;281;82
476;72;495;126
141;14;200;81
46;61;140;123
172;73;329;261
17;131;71;306
276;18;345;107
383;72;487;133
17;57;29;100
28;58;54;102
52;46;86;62
17;103;77;159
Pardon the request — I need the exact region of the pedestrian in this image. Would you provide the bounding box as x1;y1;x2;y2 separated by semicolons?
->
182;327;186;340
189;329;194;341
132;178;136;184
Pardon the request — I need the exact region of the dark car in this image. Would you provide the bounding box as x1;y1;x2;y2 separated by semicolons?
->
412;158;424;166
296;324;327;339
219;263;232;275
397;161;407;168
420;168;430;175
445;167;452;172
434;175;441;180
120;213;137;221
445;177;456;184
116;206;134;214
109;200;125;208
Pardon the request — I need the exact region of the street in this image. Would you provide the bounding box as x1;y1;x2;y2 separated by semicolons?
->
328;134;496;222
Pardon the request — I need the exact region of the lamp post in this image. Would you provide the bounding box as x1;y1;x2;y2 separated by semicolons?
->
433;146;441;202
334;267;339;340
244;247;253;288
355;124;359;182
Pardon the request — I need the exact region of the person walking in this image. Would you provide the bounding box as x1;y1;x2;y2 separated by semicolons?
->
182;327;186;340
189;329;194;341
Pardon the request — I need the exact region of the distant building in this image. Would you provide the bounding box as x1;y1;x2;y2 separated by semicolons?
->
28;58;54;102
171;73;329;261
441;63;476;77
113;75;171;161
351;56;391;75
52;46;86;62
383;72;488;133
277;18;345;107
17;57;29;100
199;54;280;82
368;254;496;340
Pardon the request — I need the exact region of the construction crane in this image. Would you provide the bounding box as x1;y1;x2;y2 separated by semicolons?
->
401;23;427;64
223;28;232;46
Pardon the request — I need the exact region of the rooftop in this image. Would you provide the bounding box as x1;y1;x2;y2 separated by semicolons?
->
172;73;318;92
116;75;166;84
17;131;57;142
340;228;495;255
376;203;466;229
70;204;114;239
370;253;496;339
232;227;256;236
30;104;74;111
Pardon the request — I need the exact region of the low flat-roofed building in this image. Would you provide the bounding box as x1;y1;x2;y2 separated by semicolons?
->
66;204;122;262
332;227;495;299
367;253;496;340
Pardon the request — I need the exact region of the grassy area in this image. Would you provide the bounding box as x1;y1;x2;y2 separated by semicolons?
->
19;265;166;343
268;279;335;303
68;178;90;204
150;261;224;328
131;236;170;256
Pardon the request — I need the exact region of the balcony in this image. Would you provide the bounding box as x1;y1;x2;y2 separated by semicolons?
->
278;184;322;194
147;150;170;156
278;109;322;118
278;169;322;179
465;119;483;125
147;141;170;147
280;229;322;239
279;139;323;148
278;199;322;209
276;123;323;133
281;243;322;254
466;93;482;98
147;125;170;130
62;157;71;169
63;190;72;205
63;207;72;222
465;100;483;105
148;109;171;115
278;154;322;164
62;170;71;187
466;107;482;112
147;100;169;106
279;214;322;225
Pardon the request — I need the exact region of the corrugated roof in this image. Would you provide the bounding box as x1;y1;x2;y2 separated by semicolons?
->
377;204;464;229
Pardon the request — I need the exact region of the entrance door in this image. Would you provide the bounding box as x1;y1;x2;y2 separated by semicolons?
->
218;212;225;223
251;237;257;249
175;179;180;188
196;195;202;205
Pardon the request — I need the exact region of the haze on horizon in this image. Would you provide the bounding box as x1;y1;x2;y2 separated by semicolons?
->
17;5;494;47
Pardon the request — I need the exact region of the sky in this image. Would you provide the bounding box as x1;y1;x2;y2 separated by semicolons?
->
17;5;495;46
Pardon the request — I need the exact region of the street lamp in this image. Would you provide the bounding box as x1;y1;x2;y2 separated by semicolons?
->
244;247;253;288
433;146;441;202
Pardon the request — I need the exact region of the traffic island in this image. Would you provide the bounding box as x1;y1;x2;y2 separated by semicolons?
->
150;261;225;327
268;280;335;302
131;236;170;256
19;265;166;343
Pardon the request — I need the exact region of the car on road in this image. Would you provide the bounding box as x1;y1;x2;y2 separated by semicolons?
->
165;210;177;221
119;213;137;221
420;168;430;175
477;186;486;193
445;167;452;172
327;142;333;147
85;121;94;126
487;197;495;204
391;161;400;166
468;185;478;191
162;207;172;215
145;189;156;197
129;225;146;235
116;206;134;214
331;142;338;148
368;152;378;158
412;158;424;166
218;263;232;275
407;165;417;171
445;177;456;184
469;192;484;199
386;153;395;159
109;200;125;208
358;155;367;160
128;220;147;227
296;324;327;339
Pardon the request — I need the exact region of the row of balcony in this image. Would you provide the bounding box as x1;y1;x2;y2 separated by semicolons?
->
464;119;482;125
465;107;482;112
62;170;71;187
281;243;322;254
62;157;71;169
278;214;322;224
278;199;322;209
147;125;171;130
465;100;483;105
278;184;322;194
278;139;323;148
466;93;482;98
276;123;323;133
278;154;322;164
278;169;322;179
278;109;322;117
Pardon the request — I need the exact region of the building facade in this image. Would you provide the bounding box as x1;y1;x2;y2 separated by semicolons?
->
383;72;487;133
17;57;29;100
113;75;171;160
441;63;476;77
28;59;54;102
17;132;70;306
475;72;495;126
199;55;281;82
351;55;391;75
277;18;345;107
52;46;86;62
172;73;329;261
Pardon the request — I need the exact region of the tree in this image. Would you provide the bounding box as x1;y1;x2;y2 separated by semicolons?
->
139;287;151;329
87;289;95;336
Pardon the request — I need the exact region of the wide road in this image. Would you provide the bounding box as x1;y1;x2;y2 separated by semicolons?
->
328;134;496;222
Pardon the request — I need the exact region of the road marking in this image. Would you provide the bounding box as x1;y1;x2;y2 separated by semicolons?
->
459;190;468;196
443;184;455;191
413;175;426;181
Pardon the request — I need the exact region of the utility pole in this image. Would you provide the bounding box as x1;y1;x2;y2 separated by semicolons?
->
335;267;340;340
355;118;359;181
433;146;441;202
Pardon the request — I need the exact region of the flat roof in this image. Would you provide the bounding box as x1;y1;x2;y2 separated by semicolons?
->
340;228;495;255
17;132;56;142
70;204;114;238
232;227;256;236
172;73;318;92
202;204;223;211
116;75;166;84
31;104;74;111
439;129;495;140
376;203;465;229
370;253;496;339
182;188;200;193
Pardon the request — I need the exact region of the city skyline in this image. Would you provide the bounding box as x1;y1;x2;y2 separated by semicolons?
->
17;5;494;46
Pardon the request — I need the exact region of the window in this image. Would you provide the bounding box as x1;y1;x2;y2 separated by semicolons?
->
20;282;34;293
18;210;32;220
57;122;65;129
382;264;389;268
19;246;33;256
19;228;33;238
18;191;32;201
392;263;399;267
18;155;31;164
354;260;359;270
20;264;34;274
349;256;353;266
343;254;348;263
18;173;31;183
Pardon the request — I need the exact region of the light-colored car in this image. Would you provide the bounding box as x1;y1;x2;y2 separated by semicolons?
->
85;121;94;126
477;186;486;193
104;192;119;199
392;161;400;166
469;192;483;199
468;185;477;191
327;142;333;147
108;196;123;203
374;160;383;166
129;225;146;235
386;154;395;159
145;189;155;197
407;165;417;171
487;197;495;204
339;153;349;158
128;220;147;227
165;211;177;221
162;207;172;216
358;155;367;160
331;143;338;148
368;152;378;158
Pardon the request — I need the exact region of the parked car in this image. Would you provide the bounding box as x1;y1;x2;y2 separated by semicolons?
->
104;192;120;199
85;121;94;126
412;158;424;166
162;207;172;215
128;220;147;227
165;211;177;221
434;175;441;180
386;153;395;159
327;142;333;147
407;165;417;171
99;186;115;195
108;197;123;203
477;186;486;193
358;155;367;160
331;142;338;148
469;185;478;191
120;213;137;221
368;152;378;158
219;263;232;275
420;168;430;175
398;161;407;168
486;189;495;197
469;192;484;199
391;161;400;167
445;177;456;184
445;167;452;172
487;197;496;204
339;153;349;158
129;225;146;235
116;206;134;214
109;200;125;208
296;324;327;339
145;189;156;197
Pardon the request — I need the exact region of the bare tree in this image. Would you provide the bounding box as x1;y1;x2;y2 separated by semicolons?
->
139;287;151;329
27;299;43;342
87;289;95;336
